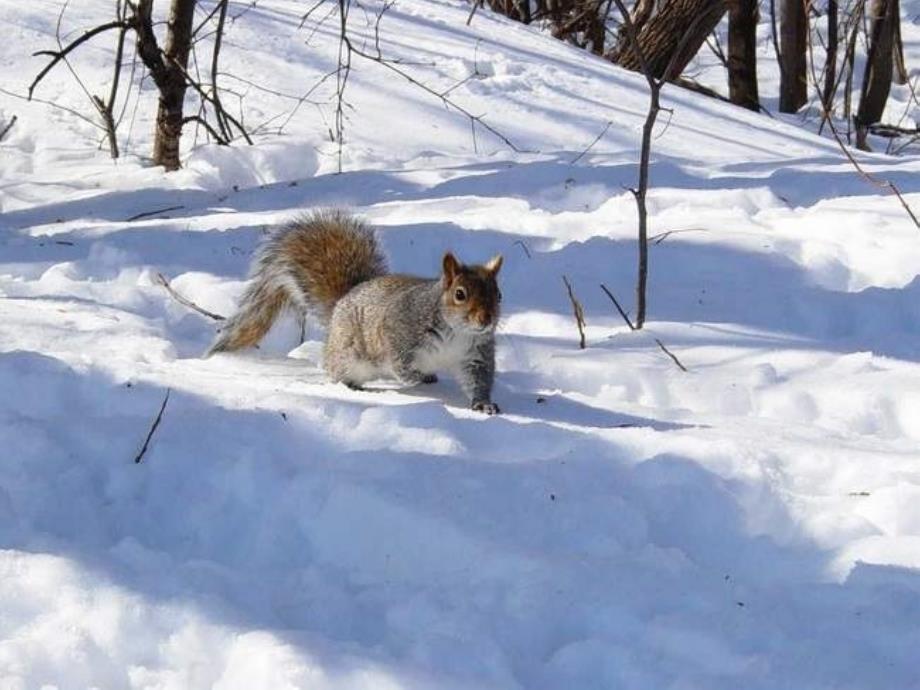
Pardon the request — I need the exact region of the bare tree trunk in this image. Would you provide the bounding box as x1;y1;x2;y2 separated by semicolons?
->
779;0;807;112
856;0;895;149
727;0;760;110
612;0;655;51
822;0;838;113
151;0;196;170
891;0;908;84
608;0;728;80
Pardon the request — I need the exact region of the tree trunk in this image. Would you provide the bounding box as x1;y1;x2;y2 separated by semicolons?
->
608;0;728;80
778;0;807;112
821;0;837;113
856;0;895;149
891;0;908;84
727;0;760;110
152;0;196;171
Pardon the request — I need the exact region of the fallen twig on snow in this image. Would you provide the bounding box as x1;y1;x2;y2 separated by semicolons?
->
134;388;171;463
601;283;688;371
0;115;17;141
654;337;688;372
155;272;226;321
126;205;185;221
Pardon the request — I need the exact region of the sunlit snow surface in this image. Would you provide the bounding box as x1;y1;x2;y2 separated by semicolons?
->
2;1;920;688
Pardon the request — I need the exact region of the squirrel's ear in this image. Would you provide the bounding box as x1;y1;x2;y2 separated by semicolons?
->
442;252;460;284
484;254;503;276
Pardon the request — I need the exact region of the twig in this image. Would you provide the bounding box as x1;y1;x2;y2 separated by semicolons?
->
155;273;226;321
571;120;613;163
600;283;636;330
28;19;129;99
209;0;232;141
134;388;171;463
126;205;185;221
562;275;587;349
648;227;708;244
600;285;687;370
653;337;688;371
0;115;17;141
512;239;532;258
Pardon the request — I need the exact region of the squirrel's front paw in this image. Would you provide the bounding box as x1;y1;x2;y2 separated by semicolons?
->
472;400;500;415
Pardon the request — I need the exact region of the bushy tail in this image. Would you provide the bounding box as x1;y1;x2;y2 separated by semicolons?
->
207;272;287;354
206;209;387;356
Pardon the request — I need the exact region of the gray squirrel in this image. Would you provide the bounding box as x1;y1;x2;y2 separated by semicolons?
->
207;209;503;414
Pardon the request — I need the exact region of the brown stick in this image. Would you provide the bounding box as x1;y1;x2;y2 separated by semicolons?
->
28;20;128;99
126;205;185;221
654;337;688;371
600;283;636;330
601;284;687;370
134;388;171;463
571;120;613;164
0;115;16;141
562;275;587;349
155;273;226;321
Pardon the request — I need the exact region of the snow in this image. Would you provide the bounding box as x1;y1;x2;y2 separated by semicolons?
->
2;0;920;688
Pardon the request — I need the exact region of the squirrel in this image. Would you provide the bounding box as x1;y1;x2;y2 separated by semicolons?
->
207;209;503;414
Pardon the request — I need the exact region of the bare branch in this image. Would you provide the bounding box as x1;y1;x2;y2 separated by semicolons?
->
562;275;587;349
28;20;129;99
571;120;613;163
155;272;226;321
600;283;636;330
134;388;171;463
127;205;185;221
654;337;688;371
0;114;17;141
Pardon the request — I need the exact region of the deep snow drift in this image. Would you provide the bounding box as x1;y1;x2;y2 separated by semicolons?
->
2;1;920;688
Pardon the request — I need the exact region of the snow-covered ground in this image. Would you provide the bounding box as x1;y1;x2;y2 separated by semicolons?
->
2;1;920;688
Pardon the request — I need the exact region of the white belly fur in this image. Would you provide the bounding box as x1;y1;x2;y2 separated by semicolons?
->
413;332;474;374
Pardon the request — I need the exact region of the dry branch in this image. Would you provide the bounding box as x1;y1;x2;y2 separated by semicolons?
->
562;275;587;349
155;272;226;321
654;337;688;371
134;388;171;463
600;284;688;370
600;283;636;330
0;115;17;141
126;205;185;221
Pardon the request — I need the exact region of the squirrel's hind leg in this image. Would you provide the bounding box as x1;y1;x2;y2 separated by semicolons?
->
324;346;381;390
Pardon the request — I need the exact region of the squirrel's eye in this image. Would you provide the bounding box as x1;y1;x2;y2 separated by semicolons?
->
454;287;467;302
497;290;502;302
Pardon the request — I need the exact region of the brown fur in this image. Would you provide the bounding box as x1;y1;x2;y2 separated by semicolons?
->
279;211;387;323
207;210;387;355
440;252;502;330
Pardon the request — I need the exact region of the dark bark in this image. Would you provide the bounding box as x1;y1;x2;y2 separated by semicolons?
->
779;0;807;112
610;0;665;329
608;0;729;81
727;0;760;110
150;0;197;170
822;0;838;113
891;0;908;84
856;0;895;149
